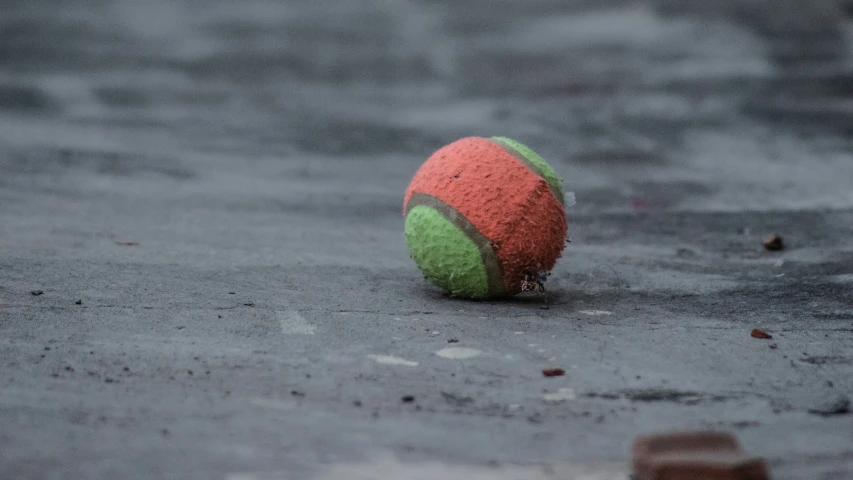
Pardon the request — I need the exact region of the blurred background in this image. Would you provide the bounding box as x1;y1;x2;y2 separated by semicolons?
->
2;1;853;479
3;0;853;218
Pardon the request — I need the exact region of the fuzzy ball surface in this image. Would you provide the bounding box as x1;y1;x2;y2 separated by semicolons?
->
403;136;568;299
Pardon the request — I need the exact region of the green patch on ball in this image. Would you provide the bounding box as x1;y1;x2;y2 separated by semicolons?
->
404;205;489;299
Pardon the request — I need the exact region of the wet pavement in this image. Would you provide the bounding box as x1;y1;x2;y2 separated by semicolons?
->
1;1;853;479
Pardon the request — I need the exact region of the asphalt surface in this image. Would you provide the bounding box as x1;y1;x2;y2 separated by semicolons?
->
2;1;853;479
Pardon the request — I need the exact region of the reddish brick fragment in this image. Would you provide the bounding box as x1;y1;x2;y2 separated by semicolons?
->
632;431;770;480
751;329;772;339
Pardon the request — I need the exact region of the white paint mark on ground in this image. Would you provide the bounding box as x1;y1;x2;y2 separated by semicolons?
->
249;398;294;411
435;347;482;359
830;274;853;283
276;310;316;335
543;388;577;403
367;354;419;367
514;331;524;335
578;310;613;316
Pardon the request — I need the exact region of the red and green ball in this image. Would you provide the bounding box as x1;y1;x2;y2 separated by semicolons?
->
403;136;568;299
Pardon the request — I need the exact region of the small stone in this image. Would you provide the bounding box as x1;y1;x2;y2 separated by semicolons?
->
751;328;773;339
75;299;82;305
763;234;784;251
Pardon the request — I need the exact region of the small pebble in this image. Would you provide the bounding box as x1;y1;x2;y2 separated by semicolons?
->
763;234;784;251
751;328;773;339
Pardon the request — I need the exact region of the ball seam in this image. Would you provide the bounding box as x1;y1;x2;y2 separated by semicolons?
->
405;192;506;297
490;137;564;205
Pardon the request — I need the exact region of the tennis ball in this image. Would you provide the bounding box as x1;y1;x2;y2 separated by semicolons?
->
403;136;567;299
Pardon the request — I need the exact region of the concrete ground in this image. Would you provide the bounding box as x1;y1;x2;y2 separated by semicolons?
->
2;1;853;479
